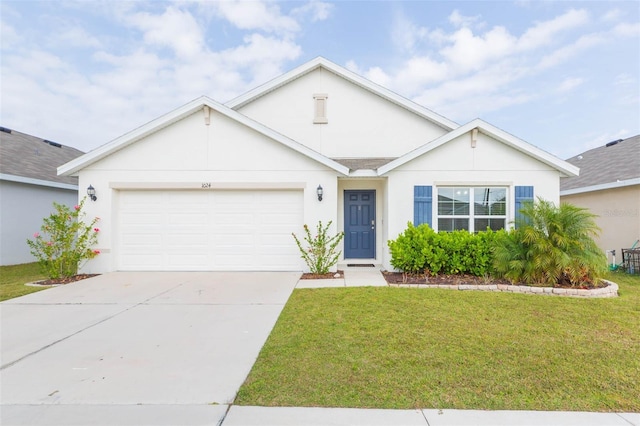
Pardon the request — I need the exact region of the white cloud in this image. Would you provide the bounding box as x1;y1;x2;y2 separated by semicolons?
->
216;33;302;86
517;9;589;51
537;32;605;70
557;77;585;93
440;26;517;73
412;62;532;117
392;57;449;94
448;10;482;28
292;1;333;22
0;1;310;151
127;7;205;58
345;59;361;74
53;25;103;49
612;21;640;37
614;73;636;86
349;7;624;126
391;11;429;52
212;0;300;34
363;66;391;88
0;20;21;49
602;9;621;22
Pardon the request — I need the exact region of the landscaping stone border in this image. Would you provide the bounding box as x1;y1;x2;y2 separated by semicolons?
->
387;279;618;298
25;281;62;287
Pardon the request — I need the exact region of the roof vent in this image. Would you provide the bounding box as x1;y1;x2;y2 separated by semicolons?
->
605;139;623;147
43;139;62;148
0;126;12;134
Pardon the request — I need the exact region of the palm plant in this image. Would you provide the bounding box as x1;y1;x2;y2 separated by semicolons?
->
494;199;607;286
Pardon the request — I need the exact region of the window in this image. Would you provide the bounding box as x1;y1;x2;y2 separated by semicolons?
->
437;187;506;232
313;94;328;124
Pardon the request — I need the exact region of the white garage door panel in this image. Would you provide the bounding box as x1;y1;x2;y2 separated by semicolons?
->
118;190;303;271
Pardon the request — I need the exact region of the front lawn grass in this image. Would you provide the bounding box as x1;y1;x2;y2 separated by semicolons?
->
0;262;47;301
236;271;640;411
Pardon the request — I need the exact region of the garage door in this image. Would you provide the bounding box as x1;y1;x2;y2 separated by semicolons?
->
117;190;303;271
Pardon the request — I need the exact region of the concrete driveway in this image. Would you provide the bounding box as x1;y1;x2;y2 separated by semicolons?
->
1;271;300;425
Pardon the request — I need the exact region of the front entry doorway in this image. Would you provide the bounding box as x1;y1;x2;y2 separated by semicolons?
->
344;190;376;259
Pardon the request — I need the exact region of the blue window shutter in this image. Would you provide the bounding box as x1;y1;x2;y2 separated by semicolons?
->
414;186;432;227
514;186;534;229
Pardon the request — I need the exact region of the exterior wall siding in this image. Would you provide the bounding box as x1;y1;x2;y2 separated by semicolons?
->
561;185;640;256
77;110;341;273
0;181;77;265
236;67;448;158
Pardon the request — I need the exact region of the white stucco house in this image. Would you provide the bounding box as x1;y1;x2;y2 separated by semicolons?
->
1;127;84;265
59;57;579;273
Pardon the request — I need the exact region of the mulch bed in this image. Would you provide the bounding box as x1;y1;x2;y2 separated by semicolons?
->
300;270;344;280
31;274;99;286
382;272;607;289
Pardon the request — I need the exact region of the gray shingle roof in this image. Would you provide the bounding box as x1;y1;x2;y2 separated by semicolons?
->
0;127;84;186
331;157;398;171
560;135;640;191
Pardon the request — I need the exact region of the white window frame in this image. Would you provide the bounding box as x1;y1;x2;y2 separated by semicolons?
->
436;186;508;232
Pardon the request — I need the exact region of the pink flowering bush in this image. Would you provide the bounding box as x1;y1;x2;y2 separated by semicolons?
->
26;198;100;279
292;221;344;274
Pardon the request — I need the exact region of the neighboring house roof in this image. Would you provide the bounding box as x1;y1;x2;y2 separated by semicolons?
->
59;96;350;177
560;135;640;195
0;126;83;189
225;56;459;131
377;119;580;177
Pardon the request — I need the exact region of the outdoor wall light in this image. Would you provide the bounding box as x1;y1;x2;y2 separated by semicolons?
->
87;185;97;201
317;185;323;202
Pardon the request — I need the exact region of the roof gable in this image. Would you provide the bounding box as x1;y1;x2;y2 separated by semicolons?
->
58;96;349;176
377;119;579;177
0;127;84;187
225;56;458;131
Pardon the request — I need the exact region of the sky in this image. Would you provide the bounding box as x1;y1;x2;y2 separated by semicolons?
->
1;1;639;159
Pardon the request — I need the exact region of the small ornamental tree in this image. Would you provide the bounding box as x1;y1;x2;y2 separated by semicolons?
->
292;221;344;274
26;198;100;279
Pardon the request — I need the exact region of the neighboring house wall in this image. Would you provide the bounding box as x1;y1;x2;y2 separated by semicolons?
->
236;67;449;158
0;180;77;265
76;109;341;273
560;135;640;259
561;185;640;255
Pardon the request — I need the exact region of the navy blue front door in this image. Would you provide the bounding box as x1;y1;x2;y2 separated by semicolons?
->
344;190;375;259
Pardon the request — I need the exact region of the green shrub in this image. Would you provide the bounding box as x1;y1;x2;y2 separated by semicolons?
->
388;222;502;279
293;221;344;274
26;198;100;279
493;199;607;286
387;223;434;279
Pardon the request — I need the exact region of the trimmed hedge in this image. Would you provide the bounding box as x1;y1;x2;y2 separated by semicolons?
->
387;222;504;277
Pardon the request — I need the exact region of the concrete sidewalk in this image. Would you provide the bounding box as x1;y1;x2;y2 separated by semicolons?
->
4;404;635;425
222;406;639;426
296;264;388;288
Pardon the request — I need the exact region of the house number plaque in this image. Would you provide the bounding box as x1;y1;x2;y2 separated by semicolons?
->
201;182;212;188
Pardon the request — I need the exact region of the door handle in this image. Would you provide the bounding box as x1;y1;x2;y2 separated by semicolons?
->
371;219;375;230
